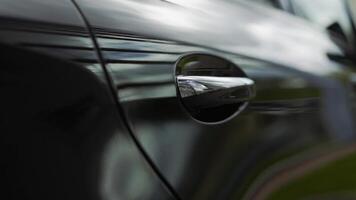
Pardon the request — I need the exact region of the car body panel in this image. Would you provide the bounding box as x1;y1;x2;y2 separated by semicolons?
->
0;0;175;199
75;0;343;75
0;0;355;199
74;0;356;199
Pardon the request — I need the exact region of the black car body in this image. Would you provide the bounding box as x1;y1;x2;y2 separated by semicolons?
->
1;0;355;199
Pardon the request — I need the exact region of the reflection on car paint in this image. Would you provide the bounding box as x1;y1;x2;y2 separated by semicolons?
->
98;32;355;199
0;1;177;198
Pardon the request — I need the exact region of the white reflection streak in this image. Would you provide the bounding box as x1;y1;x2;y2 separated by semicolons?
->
88;0;343;75
108;0;198;29
143;6;197;29
245;20;339;74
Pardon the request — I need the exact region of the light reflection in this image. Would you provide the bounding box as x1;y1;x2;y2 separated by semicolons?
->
71;0;356;199
144;5;198;30
79;0;344;76
118;84;176;103
100;130;173;200
291;0;352;35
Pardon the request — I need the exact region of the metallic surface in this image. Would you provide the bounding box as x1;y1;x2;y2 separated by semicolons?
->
0;0;355;199
175;53;255;123
176;75;254;123
0;0;175;199
75;0;343;75
74;0;356;199
176;76;254;98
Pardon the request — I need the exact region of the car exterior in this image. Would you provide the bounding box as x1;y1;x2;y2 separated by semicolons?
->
245;0;356;59
0;0;355;199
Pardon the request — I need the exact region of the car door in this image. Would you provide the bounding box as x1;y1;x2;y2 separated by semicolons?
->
75;0;356;199
0;1;176;199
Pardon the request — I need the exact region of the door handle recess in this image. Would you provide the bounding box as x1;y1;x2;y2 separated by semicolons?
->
175;53;256;123
177;75;255;112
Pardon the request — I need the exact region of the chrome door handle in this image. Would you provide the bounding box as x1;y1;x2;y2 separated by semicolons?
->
175;53;256;123
177;75;255;100
177;75;255;112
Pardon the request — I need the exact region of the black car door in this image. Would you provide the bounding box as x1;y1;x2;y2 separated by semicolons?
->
74;0;355;199
0;0;175;199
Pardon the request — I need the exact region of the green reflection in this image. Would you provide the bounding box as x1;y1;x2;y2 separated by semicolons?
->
268;149;356;200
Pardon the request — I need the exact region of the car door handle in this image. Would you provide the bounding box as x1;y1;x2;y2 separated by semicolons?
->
177;75;255;108
175;53;255;123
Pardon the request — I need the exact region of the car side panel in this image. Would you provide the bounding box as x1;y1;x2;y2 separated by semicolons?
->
0;1;175;199
74;1;356;199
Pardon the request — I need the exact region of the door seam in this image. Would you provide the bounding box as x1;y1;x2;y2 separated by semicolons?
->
69;1;181;199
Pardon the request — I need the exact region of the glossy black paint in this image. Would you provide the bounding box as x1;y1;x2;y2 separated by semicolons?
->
103;41;328;199
74;0;356;199
0;1;175;199
1;0;356;199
